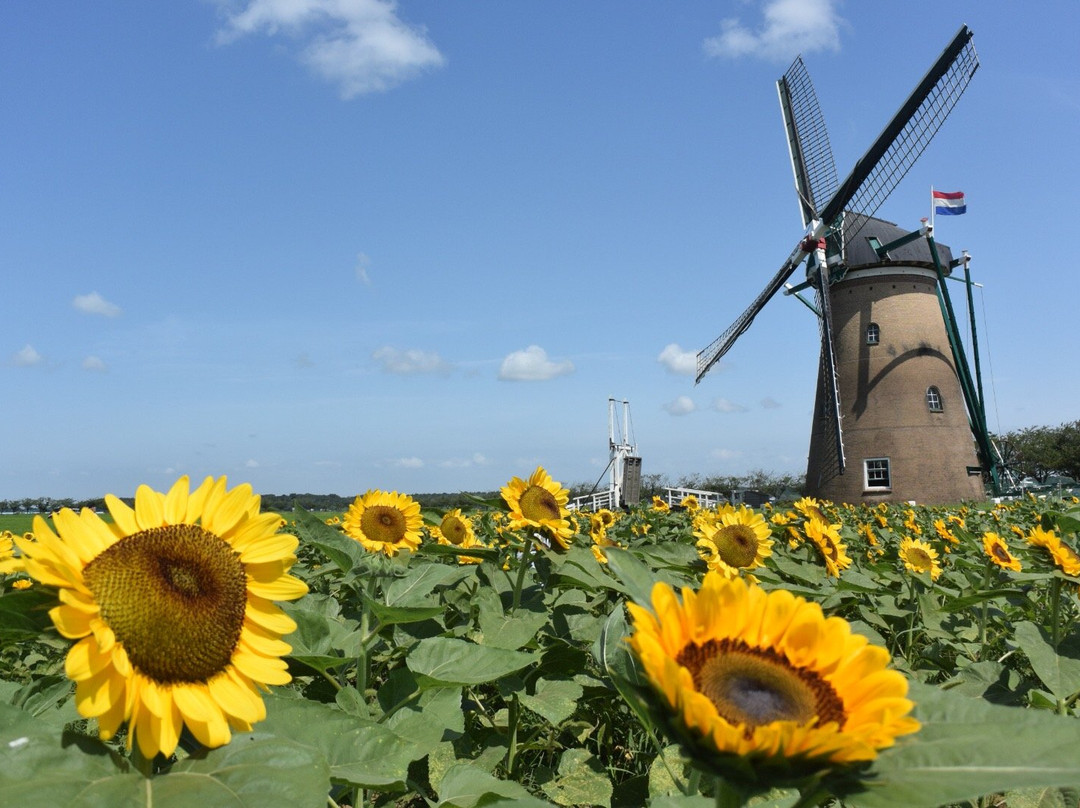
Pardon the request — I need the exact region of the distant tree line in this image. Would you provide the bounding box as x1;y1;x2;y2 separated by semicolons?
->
994;420;1080;484
0;497;105;515
2;472;811;517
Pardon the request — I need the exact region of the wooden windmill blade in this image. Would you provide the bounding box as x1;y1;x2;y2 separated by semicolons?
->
695;25;979;386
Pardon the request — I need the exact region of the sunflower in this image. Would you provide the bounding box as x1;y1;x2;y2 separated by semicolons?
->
981;532;1021;572
898;537;942;581
0;530;23;575
14;475;307;760
933;518;959;550
432;510;486;565
793;496;829;524
804;519;852;577
343;490;423;556
1048;541;1080;577
695;505;773;580
680;494;700;513
651;496;670;513
500;466;573;549
627;573;919;786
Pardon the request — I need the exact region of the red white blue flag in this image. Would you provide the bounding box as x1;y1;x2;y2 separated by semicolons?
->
932;189;966;215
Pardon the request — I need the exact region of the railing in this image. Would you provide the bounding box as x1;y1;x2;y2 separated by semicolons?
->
568;488;617;512
663;487;724;509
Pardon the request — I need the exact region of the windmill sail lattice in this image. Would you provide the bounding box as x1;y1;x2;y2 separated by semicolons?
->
695;25;979;385
778;56;839;226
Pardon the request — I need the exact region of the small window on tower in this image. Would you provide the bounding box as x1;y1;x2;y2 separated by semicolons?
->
865;458;891;490
866;322;880;345
926;386;943;412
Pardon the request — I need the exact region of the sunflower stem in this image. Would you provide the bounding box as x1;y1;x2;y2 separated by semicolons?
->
712;776;749;808
1050;575;1063;649
977;557;993;660
510;534;534;614
130;744;156;778
790;782;832;808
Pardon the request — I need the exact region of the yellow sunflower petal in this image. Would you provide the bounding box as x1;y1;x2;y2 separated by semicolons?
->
105;494;139;536
134;484;166;530
163;476;191;525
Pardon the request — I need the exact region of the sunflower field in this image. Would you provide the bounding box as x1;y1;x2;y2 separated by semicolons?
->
3;470;1080;808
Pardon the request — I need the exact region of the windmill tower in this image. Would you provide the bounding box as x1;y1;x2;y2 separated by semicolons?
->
695;26;994;505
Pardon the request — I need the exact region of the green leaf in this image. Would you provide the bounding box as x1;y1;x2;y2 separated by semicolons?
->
435;762;552;808
519;678;583;726
847;681;1080;808
257;696;420;790
1014;621;1080;700
386;563;470;606
365;595;446;627
292;506;365;573
603;548;658;607
478;607;549;650
541;748;612;807
407;637;536;685
0;702;330;808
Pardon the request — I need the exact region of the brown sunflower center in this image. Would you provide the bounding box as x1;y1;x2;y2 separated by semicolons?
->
82;524;247;685
990;542;1011;563
907;549;932;569
677;639;845;731
714;524;759;568
519;484;561;522
440;515;468;545
361;505;407;544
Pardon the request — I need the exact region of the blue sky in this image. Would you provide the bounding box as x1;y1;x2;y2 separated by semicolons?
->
3;1;1078;500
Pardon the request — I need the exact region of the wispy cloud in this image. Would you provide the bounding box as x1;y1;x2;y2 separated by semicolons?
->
664;395;697;416
713;397;748;413
760;397;782;409
393;456;424;469
73;291;121;317
245;458;260;469
13;344;43;367
498;345;574;382
711;448;743;461
657;343;697;376
440;453;491;469
355;252;371;284
82;355;108;372
703;0;843;62
215;0;445;98
373;346;450;374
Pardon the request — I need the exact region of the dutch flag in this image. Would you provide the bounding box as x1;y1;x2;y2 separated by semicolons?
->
932;189;966;216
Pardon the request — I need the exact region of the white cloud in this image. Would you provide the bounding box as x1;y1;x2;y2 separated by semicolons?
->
216;0;445;98
73;291;121;317
711;448;743;461
498;345;574;382
13;344;42;367
664;395;697;416
713;397;747;413
245;459;260;468
703;0;843;62
373;346;449;374
355;252;371;284
82;355;108;372
393;456;424;469
760;397;782;409
440;453;491;469
657;343;697;376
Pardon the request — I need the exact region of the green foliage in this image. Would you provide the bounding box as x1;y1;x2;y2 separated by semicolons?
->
5;491;1080;807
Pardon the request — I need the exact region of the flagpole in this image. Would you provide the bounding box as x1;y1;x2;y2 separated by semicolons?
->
930;185;935;230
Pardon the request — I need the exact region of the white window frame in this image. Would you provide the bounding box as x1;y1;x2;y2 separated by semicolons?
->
864;457;891;490
926;386;943;412
866;322;880;345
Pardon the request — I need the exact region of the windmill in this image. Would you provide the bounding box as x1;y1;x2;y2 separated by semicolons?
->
695;25;992;505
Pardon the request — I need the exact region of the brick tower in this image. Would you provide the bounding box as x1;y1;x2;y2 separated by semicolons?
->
804;216;985;505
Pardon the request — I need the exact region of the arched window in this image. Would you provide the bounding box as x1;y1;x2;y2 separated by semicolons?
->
926;386;943;412
866;322;880;345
